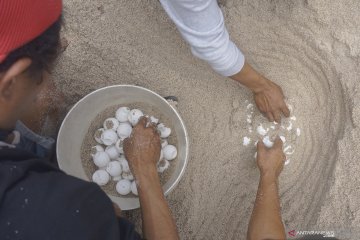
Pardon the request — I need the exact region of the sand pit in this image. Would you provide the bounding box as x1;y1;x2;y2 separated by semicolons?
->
53;0;360;239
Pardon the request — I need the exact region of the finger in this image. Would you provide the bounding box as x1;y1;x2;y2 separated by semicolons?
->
257;140;265;152
273;111;281;123
266;112;274;122
136;116;148;128
281;104;291;118
123;138;130;151
273;136;283;149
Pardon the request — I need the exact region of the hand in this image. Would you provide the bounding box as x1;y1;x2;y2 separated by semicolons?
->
230;62;290;123
113;202;122;217
253;77;290;123
256;137;286;180
123;117;161;177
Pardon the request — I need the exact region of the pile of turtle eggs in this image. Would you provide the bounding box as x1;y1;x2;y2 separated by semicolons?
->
91;107;177;196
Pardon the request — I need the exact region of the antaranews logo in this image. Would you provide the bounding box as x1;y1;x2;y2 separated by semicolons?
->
288;230;296;237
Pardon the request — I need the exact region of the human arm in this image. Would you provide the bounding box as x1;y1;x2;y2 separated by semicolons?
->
230;63;290;122
247;137;286;240
160;0;289;122
124;117;179;240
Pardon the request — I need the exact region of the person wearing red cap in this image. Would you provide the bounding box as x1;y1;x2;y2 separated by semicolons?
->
0;1;179;239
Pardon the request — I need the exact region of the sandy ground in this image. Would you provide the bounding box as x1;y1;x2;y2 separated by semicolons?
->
53;0;360;239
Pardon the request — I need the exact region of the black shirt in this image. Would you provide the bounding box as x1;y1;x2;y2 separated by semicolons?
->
0;147;142;240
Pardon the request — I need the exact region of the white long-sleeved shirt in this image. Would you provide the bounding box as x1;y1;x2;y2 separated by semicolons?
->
160;0;245;77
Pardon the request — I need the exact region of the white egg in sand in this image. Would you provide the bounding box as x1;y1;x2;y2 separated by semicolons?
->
101;129;118;146
263;136;274;148
106;161;122;177
157;159;170;173
159;149;164;162
115;139;124;154
122;171;134;181
128;109;144;126
150;116;159;124
92;169;110;186
113;176;122;181
115;107;131;123
91;145;104;156
94;128;105;144
93;151;110;168
257;125;268;136
131;181;138;196
105;145;120;160
116;179;131;195
117;122;132;140
118;157;130;172
243;137;251;146
157;123;171;138
103;118;120;131
161;139;168;148
163;145;177;161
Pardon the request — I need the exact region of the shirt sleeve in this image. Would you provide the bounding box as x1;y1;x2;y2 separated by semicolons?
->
159;0;245;76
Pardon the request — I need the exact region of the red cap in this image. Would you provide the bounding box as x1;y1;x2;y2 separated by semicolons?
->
0;0;62;63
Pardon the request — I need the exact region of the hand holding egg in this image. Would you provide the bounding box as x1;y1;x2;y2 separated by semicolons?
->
256;137;286;179
123;117;161;176
91;107;178;197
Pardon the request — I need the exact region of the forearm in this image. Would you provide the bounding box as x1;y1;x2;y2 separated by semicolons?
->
247;175;285;240
136;166;179;240
160;0;245;76
230;62;270;93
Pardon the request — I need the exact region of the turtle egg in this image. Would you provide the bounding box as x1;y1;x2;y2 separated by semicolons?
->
115;139;124;154
117;122;132;140
263;136;274;148
91;145;104;156
94;128;105;144
161;139;168;148
157;123;171;138
116;179;131;195
113;176;122;181
150;116;159;124
105;145;120;160
243;137;251;146
101;129;118;146
163;145;177;161
115;107;131;122
159;149;164;162
103;118;120;131
106;161;122;177
92;170;110;186
157;159;170;173
257;125;268;136
118;157;130;172
128;109;144;126
284;145;295;155
93;151;110;168
122;171;134;181
131;181;138;196
285;158;291;165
